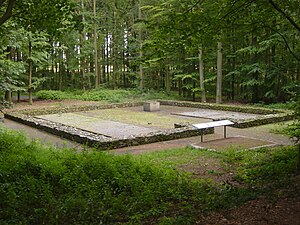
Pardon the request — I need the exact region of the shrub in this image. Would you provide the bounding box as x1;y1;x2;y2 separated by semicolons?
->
0;127;217;224
35;90;71;100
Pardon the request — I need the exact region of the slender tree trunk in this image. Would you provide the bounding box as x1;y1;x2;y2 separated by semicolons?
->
216;41;223;104
93;0;99;89
28;41;33;105
59;42;63;91
80;35;86;91
51;41;55;89
199;47;206;102
138;0;144;90
17;47;21;102
87;34;92;90
80;0;86;91
252;36;259;103
5;47;12;103
112;9;118;89
165;65;171;95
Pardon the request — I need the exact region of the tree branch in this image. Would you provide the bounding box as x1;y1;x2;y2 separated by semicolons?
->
183;0;205;14
0;0;15;26
268;0;300;33
262;22;300;62
0;0;7;8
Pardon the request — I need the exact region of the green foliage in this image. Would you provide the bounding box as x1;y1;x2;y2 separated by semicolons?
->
0;126;298;224
35;89;182;102
35;90;72;100
0;55;26;93
224;147;298;186
0;126;230;224
281;84;300;142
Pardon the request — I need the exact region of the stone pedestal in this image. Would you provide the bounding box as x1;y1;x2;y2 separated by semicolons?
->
143;101;160;112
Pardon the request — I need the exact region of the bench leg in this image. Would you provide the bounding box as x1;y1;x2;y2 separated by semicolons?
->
224;126;227;138
201;133;203;142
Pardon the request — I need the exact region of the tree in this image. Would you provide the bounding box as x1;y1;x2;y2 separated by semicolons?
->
199;47;206;102
216;41;222;104
0;0;15;26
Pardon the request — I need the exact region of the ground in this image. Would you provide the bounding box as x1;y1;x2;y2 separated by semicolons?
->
2;99;300;225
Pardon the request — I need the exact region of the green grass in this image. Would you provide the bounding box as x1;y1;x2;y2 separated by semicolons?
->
0;126;298;224
133;145;299;196
133;147;221;169
0;127;236;224
251;102;294;110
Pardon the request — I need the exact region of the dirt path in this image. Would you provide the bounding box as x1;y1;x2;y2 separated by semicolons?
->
112;125;293;154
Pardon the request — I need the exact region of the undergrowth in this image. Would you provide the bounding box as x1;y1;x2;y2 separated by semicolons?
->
222;147;298;188
0;127;298;224
35;89;182;103
0;127;245;224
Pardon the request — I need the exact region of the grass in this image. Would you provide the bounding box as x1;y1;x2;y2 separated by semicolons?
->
134;146;298;187
37;108;201;130
0;127;237;224
0;126;298;224
251;102;294;110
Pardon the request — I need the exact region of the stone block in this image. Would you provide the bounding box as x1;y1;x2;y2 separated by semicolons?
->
143;101;160;112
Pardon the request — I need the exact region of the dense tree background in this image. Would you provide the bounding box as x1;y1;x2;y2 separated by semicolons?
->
0;0;299;103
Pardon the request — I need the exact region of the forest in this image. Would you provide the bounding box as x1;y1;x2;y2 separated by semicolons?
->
0;0;299;105
1;1;300;224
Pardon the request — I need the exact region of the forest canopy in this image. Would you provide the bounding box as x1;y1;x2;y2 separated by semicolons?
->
0;0;299;104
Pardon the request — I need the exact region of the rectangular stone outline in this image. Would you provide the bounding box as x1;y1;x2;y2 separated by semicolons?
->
4;100;293;150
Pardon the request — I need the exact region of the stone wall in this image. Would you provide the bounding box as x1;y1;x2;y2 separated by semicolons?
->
159;100;287;115
4;100;293;150
5;110;213;150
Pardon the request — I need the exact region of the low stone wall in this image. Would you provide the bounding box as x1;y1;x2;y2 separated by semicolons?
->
159;100;287;115
14;102;144;116
5;111;213;150
4;100;293;150
230;113;294;128
159;100;294;128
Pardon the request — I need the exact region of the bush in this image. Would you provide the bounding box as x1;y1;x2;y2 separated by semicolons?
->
0;126;220;224
35;88;183;103
35;90;71;100
229;147;298;186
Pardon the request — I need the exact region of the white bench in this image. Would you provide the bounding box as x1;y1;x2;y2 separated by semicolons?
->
193;120;234;142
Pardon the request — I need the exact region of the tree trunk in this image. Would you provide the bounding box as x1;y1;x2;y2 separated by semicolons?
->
138;0;144;90
58;42;63;91
216;41;223;104
199;47;206;102
80;0;86;91
112;8;118;90
165;65;171;95
80;36;86;91
28;41;33;105
5;46;12;103
252;36;259;103
93;0;99;89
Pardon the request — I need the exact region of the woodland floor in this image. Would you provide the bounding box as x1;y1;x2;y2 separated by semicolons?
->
2;99;300;225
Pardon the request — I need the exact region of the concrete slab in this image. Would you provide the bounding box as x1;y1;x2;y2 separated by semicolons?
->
37;112;157;138
172;109;259;120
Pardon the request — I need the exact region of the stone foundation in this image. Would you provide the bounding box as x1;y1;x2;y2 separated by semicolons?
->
4;100;293;150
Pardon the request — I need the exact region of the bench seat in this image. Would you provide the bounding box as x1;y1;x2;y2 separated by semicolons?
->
192;120;234;142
